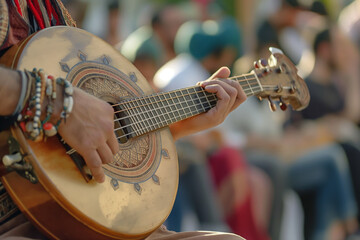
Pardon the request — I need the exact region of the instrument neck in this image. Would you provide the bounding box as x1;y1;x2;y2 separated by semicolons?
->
116;72;262;139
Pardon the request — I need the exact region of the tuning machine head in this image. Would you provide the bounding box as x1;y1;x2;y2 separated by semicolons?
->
267;96;288;112
252;47;310;111
254;58;269;69
279;97;288;111
268;97;276;112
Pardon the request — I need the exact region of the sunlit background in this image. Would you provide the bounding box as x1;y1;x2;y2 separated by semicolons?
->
62;1;360;239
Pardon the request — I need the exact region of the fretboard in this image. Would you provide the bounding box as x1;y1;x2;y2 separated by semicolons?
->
114;73;262;139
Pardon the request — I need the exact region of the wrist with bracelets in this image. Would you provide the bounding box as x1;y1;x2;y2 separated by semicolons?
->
16;68;74;142
0;70;31;131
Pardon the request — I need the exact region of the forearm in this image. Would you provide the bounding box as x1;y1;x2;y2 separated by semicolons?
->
169;112;222;141
0;66;22;116
169;117;200;141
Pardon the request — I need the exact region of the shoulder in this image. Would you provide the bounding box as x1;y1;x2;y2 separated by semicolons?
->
154;54;209;91
0;0;9;48
54;0;76;27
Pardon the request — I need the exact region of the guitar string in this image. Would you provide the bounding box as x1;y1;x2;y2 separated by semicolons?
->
116;94;216;135
111;74;260;110
113;85;280;138
116;95;219;137
112;78;261;118
113;85;261;124
111;77;260;114
113;84;278;124
113;85;280;137
116;98;217;139
115;84;281;139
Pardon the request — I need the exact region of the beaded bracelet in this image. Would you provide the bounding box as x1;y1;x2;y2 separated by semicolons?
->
16;69;74;142
42;75;57;137
31;69;45;140
0;71;30;131
56;77;74;124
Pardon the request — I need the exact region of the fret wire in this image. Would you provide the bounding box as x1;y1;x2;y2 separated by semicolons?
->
153;95;168;126
195;87;206;112
177;91;187;120
170;92;182;121
114;86;262;124
184;91;195;117
129;100;146;135
157;100;167;124
119;95;207;137
144;98;158;133
206;93;217;104
160;94;174;125
186;88;199;114
121;101;140;136
181;91;189;117
233;76;258;83
230;75;258;84
134;100;148;135
146;97;162;130
240;80;258;90
113;82;260;117
116;100;212;138
245;74;254;96
115;97;217;135
130;100;145;135
138;98;153;133
232;74;263;92
115;79;264;137
113;79;266;137
146;97;161;131
114;85;264;137
112;72;268;138
203;89;213;109
114;82;261;116
231;75;259;95
165;93;179;123
112;73;259;109
176;90;190;118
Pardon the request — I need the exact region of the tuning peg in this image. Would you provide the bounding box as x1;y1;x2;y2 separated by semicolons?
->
279;98;287;111
268;97;276;112
289;86;296;94
269;47;284;55
2;152;22;167
254;58;269;69
260;58;268;67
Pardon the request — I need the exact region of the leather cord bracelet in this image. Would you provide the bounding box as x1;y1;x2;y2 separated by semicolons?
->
0;71;29;132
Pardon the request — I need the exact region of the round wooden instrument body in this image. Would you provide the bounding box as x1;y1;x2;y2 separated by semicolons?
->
1;26;178;239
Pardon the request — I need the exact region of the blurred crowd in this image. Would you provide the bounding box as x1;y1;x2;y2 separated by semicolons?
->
62;0;360;239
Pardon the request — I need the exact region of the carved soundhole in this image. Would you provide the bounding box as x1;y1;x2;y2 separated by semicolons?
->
64;60;162;183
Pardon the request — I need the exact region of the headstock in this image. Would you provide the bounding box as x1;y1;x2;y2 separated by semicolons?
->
252;47;310;111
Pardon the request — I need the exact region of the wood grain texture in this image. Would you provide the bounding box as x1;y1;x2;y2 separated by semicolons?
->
0;26;179;239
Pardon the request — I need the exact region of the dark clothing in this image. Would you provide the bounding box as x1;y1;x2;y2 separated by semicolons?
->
291;78;345;123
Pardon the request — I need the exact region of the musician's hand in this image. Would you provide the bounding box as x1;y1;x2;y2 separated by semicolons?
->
57;88;119;183
169;67;246;140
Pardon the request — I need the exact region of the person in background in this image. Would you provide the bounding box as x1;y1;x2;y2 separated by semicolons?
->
154;17;272;240
232;8;360;239
0;1;247;239
288;25;360;240
106;0;121;46
150;4;187;63
118;26;163;89
119;22;231;233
